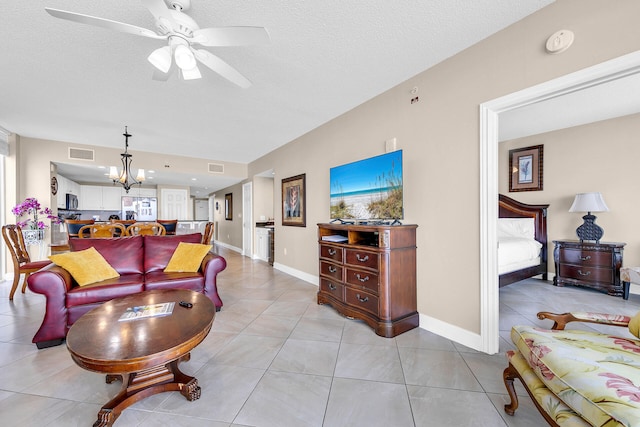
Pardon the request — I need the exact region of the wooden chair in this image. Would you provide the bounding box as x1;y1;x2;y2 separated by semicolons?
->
110;219;135;227
1;225;52;300
156;219;178;235
78;223;127;238
202;222;214;244
65;219;95;239
126;222;166;236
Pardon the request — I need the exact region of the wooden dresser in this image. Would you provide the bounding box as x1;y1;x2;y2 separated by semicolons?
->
553;240;625;297
317;223;418;337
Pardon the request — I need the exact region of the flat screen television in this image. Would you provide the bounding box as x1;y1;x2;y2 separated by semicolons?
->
330;150;403;222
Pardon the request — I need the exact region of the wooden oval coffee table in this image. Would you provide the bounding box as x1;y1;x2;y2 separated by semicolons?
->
66;289;215;427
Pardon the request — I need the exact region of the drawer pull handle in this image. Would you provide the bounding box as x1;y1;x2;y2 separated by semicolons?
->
356;254;369;262
580;255;591;261
328;266;337;273
328;248;336;256
577;270;591;276
356;294;369;303
355;273;369;282
329;283;337;291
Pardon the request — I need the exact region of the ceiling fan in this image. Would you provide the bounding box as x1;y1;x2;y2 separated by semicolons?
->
45;0;270;87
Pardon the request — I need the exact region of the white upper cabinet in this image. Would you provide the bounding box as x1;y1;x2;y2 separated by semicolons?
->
80;185;122;210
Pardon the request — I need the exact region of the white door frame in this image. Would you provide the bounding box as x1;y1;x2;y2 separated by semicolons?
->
242;182;253;258
479;50;640;354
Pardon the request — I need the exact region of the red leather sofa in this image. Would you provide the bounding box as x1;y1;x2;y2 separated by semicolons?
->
27;233;226;348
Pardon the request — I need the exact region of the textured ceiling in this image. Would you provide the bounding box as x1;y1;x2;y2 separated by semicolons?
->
1;0;555;192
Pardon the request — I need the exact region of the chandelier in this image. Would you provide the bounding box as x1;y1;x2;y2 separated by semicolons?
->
108;126;145;193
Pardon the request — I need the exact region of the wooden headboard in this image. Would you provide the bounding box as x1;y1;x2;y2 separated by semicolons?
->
498;194;549;286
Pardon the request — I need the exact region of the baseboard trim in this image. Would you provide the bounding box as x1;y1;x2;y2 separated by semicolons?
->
214;241;243;254
418;313;482;352
273;263;318;286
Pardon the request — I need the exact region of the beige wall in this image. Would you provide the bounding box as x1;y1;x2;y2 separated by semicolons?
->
212;182;244;250
248;0;640;335
253;176;274;223
500;113;640;272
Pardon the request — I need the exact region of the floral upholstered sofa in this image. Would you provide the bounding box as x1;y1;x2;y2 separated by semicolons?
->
503;311;640;426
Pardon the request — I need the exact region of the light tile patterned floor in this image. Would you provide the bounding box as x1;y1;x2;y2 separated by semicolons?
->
1;246;639;426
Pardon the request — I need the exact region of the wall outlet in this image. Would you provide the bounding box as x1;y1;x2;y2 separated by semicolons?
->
284;248;287;255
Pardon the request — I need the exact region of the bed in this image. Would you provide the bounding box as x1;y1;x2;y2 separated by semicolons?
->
498;194;549;287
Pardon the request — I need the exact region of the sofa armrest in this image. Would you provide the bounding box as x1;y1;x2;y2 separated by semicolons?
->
537;311;631;330
27;264;75;346
200;253;227;309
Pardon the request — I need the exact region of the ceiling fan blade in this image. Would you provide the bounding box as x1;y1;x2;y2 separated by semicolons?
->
192;27;270;47
193;49;252;88
141;0;177;31
45;8;164;40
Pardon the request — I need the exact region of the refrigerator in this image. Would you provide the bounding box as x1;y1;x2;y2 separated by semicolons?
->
122;197;157;221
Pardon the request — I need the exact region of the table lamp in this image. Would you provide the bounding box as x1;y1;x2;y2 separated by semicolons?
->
569;192;609;243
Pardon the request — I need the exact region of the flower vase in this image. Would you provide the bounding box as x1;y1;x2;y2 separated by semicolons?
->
22;229;45;246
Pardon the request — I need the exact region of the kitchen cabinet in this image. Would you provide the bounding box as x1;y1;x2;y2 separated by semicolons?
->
80;185;122;210
255;227;270;262
123;187;157;198
56;175;80;208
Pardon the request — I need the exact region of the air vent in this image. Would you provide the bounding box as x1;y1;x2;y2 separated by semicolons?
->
208;163;224;174
68;147;95;161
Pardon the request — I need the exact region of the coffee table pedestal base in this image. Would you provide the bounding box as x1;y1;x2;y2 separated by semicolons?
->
94;355;199;427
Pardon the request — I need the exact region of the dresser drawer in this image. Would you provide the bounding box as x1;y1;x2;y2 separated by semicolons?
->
345;248;378;270
320;261;343;280
320;278;344;300
345;268;379;293
344;288;379;316
559;248;611;267
559;264;613;284
320;244;343;263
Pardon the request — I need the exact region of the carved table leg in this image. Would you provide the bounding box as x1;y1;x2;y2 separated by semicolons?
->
92;354;200;426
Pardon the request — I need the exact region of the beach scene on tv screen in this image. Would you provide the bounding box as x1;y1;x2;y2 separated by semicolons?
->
330;150;403;220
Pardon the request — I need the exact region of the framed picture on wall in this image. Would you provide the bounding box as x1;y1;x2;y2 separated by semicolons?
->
509;144;543;192
225;193;233;220
282;173;306;227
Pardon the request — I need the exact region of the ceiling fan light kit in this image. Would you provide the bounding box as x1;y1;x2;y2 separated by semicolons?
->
44;0;270;86
147;46;172;73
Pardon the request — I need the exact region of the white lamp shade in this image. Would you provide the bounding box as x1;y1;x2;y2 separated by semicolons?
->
174;44;197;70
569;192;609;213
108;166;119;180
136;169;145;182
147;46;172;73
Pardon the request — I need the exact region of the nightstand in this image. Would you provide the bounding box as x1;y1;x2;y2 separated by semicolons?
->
553;240;625;297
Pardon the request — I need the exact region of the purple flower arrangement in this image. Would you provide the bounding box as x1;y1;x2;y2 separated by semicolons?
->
11;197;62;230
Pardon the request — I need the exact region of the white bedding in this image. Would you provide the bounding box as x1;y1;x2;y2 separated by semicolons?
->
498;218;542;275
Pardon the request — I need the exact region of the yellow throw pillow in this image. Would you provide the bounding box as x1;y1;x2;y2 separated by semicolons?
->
49;247;120;286
164;242;212;273
629;311;640;339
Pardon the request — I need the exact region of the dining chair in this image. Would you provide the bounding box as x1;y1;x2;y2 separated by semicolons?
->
156;219;178;235
1;225;52;300
65;219;95;239
110;219;136;227
78;223;127;238
202;222;214;244
126;222;166;236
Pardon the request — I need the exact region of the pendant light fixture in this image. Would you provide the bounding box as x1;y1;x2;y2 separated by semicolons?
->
109;126;145;193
